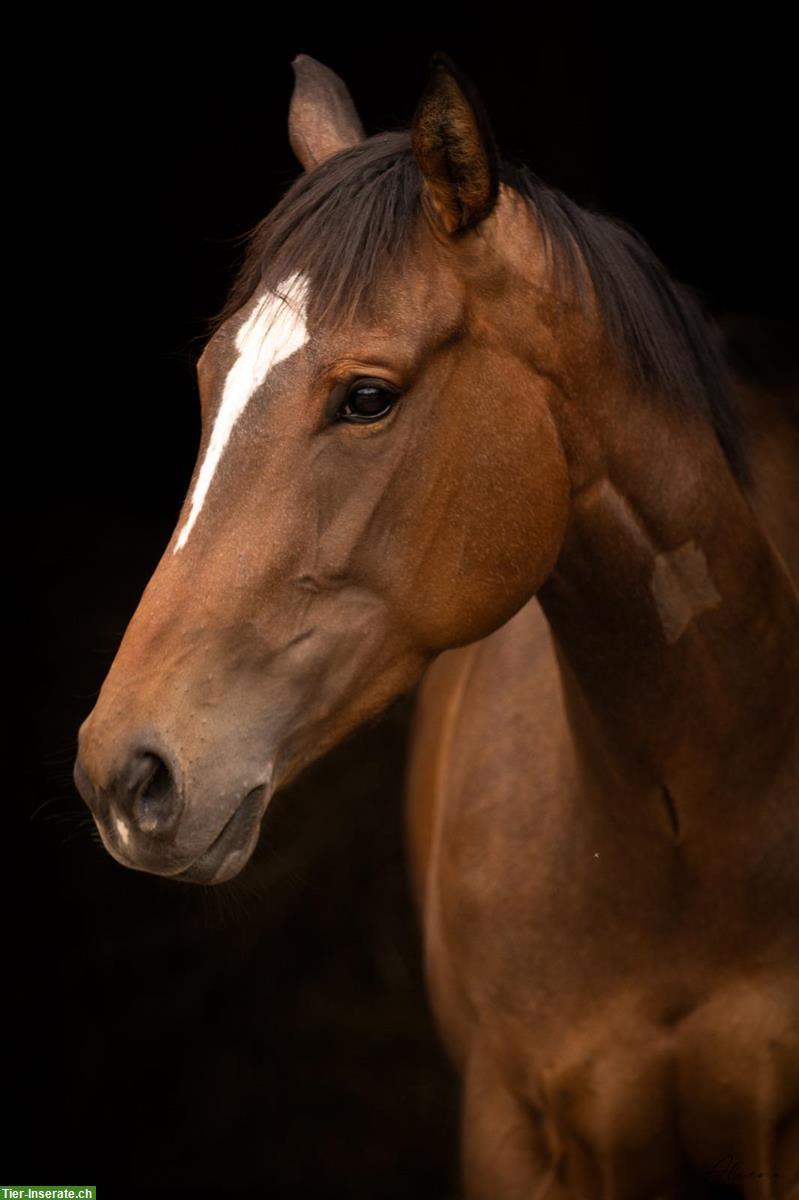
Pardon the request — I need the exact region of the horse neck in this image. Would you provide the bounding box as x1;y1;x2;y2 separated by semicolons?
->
535;354;799;819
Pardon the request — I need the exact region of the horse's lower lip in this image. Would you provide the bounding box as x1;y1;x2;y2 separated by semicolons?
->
173;785;268;885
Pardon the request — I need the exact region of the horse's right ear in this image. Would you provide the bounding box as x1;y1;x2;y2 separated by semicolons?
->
411;53;500;236
289;55;365;171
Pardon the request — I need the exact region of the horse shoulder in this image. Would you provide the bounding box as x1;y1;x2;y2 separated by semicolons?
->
404;597;566;1063
406;596;561;900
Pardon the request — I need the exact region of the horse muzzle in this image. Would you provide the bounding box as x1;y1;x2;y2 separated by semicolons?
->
74;728;275;884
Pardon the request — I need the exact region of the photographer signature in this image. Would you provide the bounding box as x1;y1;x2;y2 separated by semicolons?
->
709;1154;780;1186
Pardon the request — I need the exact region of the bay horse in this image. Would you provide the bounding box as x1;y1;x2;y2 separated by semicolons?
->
74;54;799;1197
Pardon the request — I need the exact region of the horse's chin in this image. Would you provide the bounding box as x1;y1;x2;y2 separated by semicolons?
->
171;784;270;885
94;781;273;886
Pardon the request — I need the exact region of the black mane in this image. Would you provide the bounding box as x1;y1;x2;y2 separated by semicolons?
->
211;131;747;482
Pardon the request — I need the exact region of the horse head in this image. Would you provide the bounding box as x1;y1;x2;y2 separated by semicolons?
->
74;55;571;883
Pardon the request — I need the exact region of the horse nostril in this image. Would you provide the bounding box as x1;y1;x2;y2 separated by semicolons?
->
129;751;181;835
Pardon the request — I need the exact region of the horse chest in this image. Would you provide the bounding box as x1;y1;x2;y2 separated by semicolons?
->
483;977;799;1195
427;854;799;1194
412;601;798;1193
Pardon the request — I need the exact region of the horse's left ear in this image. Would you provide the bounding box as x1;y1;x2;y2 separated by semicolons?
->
289;54;365;170
411;53;500;236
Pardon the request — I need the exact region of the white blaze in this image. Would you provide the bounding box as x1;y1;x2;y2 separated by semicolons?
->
174;272;310;552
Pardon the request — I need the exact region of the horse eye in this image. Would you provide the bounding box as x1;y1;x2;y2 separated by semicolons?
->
336;381;399;424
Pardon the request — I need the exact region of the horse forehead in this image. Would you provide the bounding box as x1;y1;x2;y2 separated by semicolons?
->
174;275;311;554
201;256;464;389
206;279;309;375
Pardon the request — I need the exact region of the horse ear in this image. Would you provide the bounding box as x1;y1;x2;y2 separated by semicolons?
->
289;54;365;170
411;53;500;236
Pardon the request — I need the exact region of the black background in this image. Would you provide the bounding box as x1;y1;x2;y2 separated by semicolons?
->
14;10;797;1198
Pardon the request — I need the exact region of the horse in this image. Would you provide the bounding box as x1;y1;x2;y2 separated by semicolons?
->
73;53;799;1197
